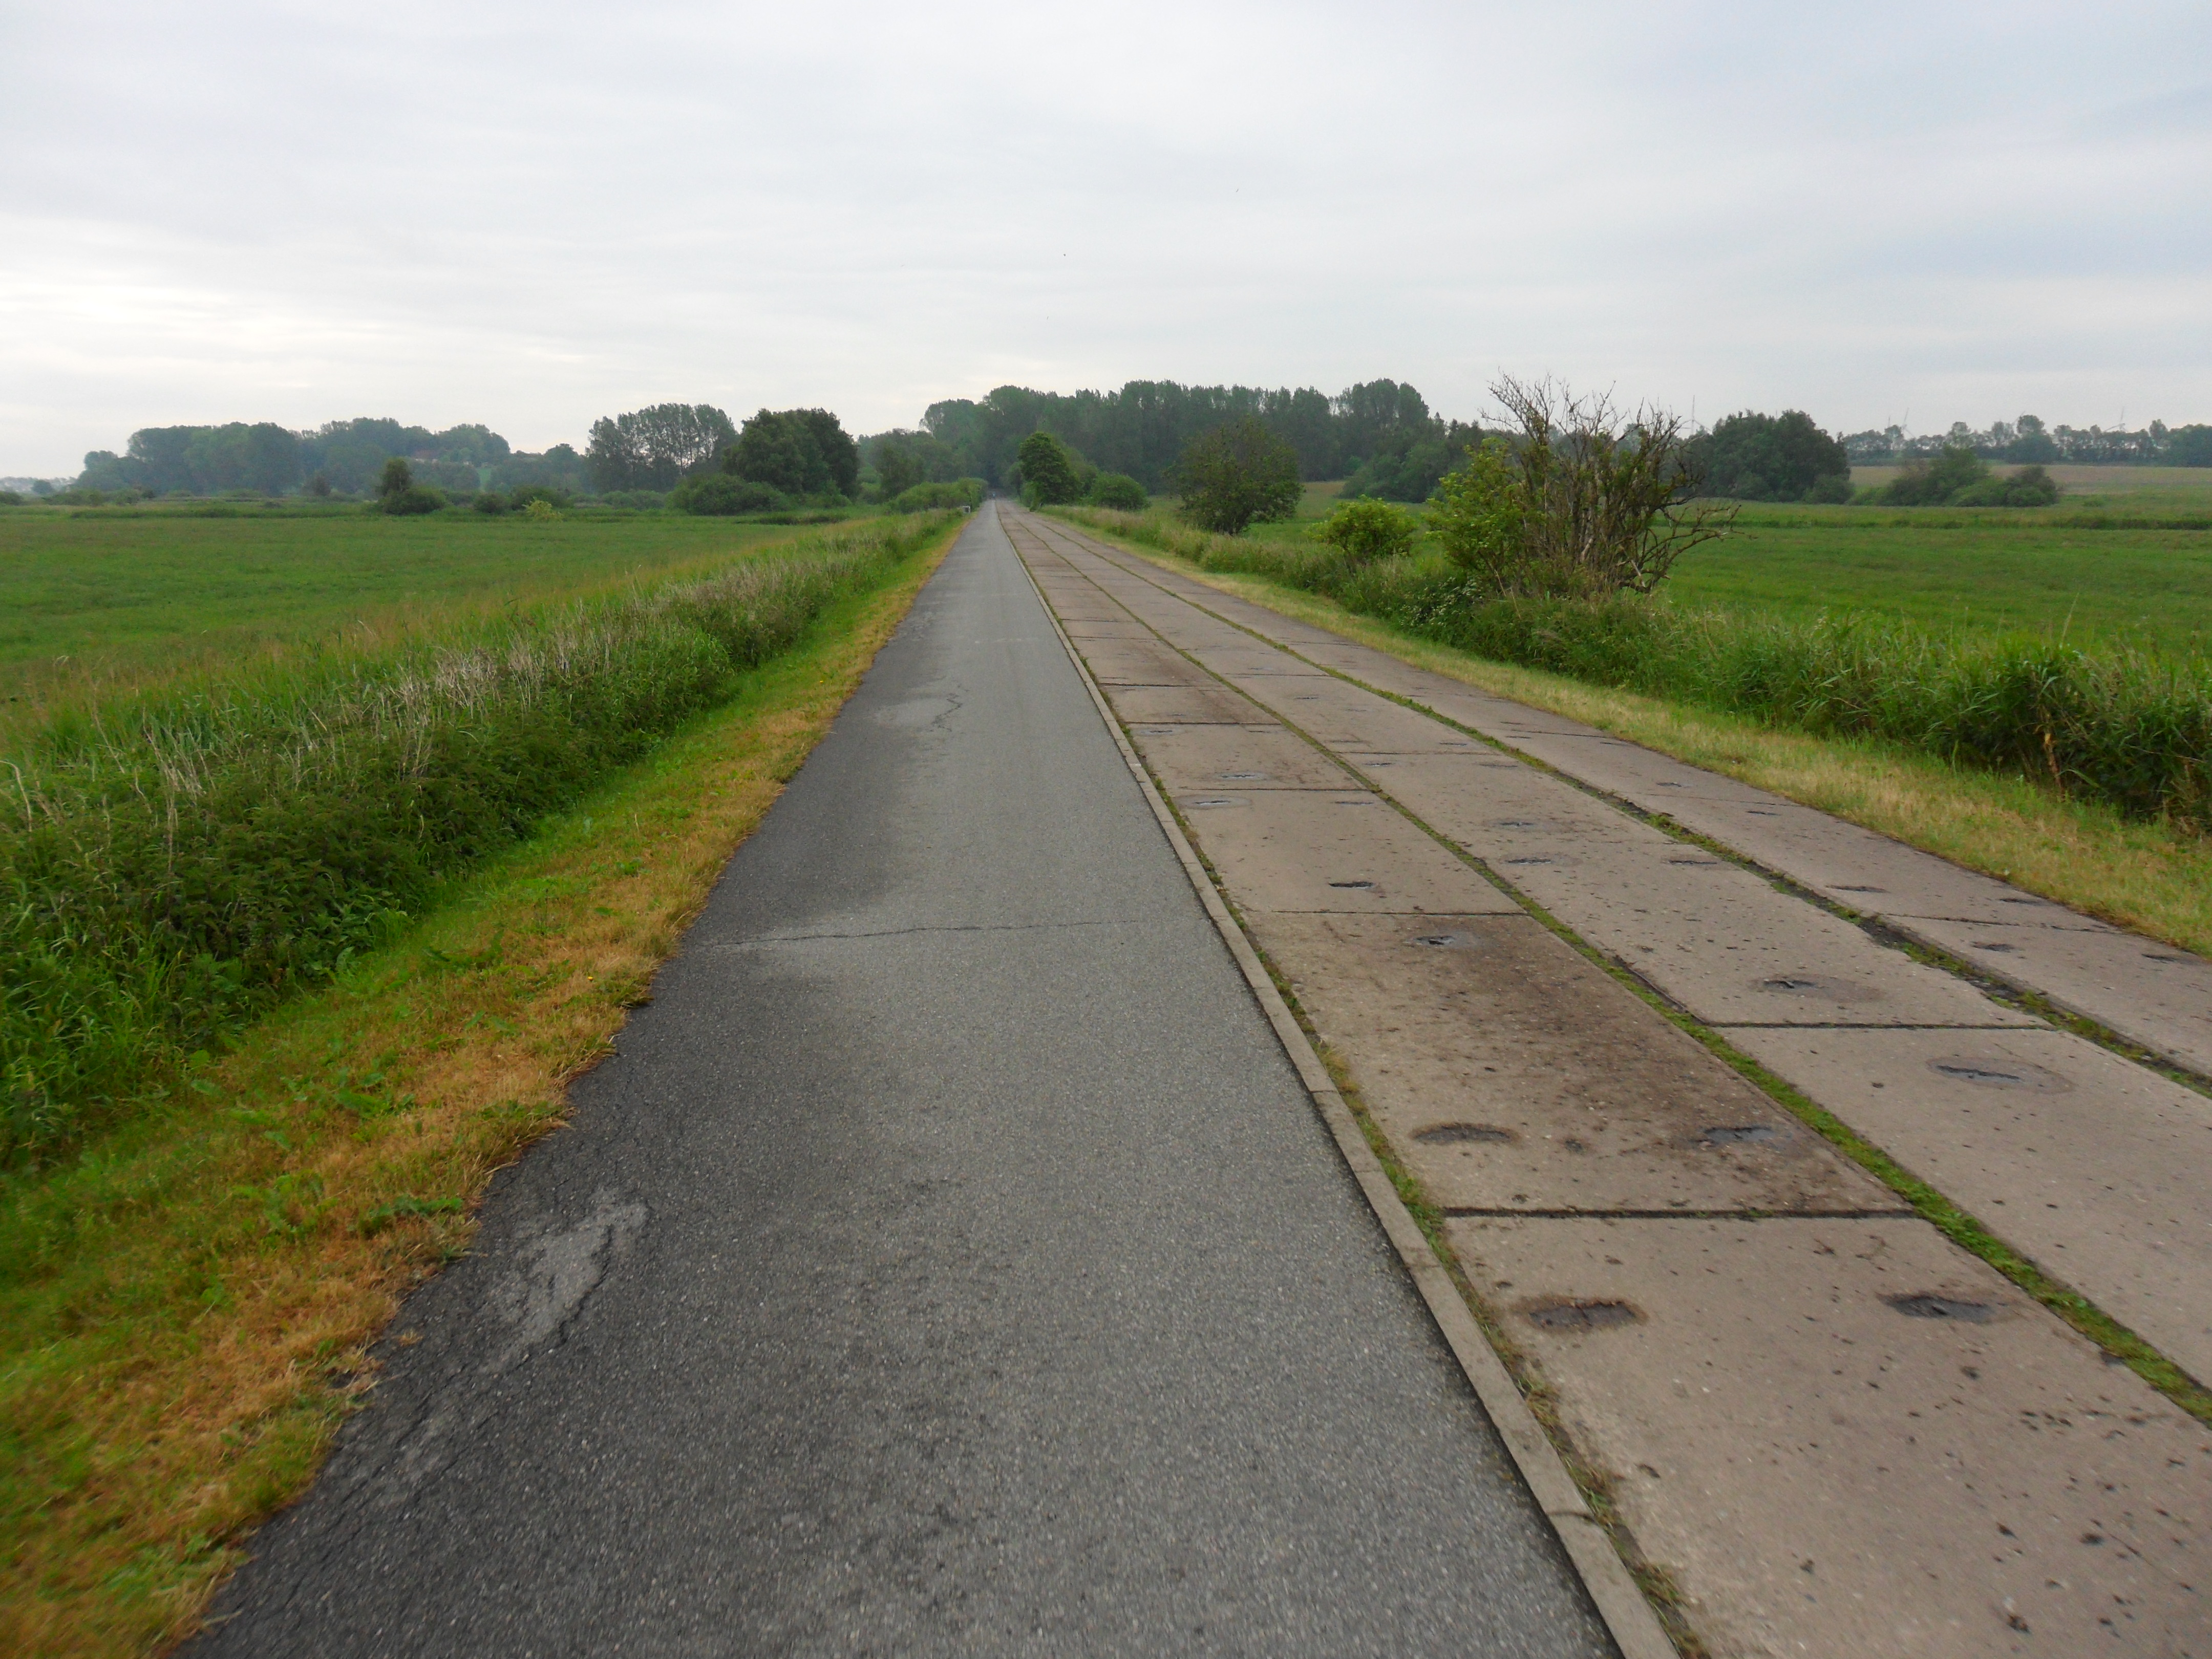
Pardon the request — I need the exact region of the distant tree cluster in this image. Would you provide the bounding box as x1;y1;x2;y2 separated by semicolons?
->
585;404;738;492
72;417;585;500
1685;411;1852;503
726;408;859;500
898;377;1471;495
1842;414;2212;467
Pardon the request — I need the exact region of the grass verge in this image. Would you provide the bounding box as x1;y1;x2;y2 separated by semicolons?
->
0;522;958;1657
1057;517;2212;958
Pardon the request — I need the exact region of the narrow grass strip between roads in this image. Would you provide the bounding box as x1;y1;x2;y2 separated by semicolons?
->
0;525;959;1659
1059;519;2212;960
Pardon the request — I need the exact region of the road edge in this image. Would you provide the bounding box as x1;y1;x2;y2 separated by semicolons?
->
1007;509;1675;1659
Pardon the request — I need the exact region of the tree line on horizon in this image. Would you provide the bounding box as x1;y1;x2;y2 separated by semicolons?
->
38;384;2212;508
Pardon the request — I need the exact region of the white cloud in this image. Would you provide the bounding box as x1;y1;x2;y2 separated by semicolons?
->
4;0;2208;470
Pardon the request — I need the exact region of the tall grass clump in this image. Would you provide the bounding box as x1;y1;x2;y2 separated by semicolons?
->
1;515;955;1160
1056;504;2212;839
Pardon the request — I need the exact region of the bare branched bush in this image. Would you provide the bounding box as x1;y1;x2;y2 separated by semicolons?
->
1428;375;1735;599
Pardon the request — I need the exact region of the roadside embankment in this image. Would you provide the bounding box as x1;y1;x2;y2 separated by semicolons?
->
2;515;962;1162
0;517;961;1658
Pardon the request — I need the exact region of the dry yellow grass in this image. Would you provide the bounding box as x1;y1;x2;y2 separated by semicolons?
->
1118;550;2212;958
1;530;955;1657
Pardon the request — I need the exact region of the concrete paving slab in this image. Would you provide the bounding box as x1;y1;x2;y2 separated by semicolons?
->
1077;645;1219;686
1728;1025;2212;1381
1245;912;1906;1217
1220;672;1498;752
1096;679;1260;726
1449;1215;2212;1659
1888;917;2212;1078
1167;788;1524;916
1119;721;1356;791
1357;759;2033;1030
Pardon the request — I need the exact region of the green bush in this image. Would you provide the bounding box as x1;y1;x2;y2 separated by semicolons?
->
1316;498;1416;564
0;516;959;1160
1880;445;1987;505
1083;473;1148;511
473;491;509;514
507;483;574;511
1801;474;1855;504
1951;465;2060;508
887;478;984;513
381;485;445;516
1427;378;1732;598
671;475;789;515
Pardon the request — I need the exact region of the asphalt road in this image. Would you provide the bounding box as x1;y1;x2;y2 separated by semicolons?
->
191;504;1612;1658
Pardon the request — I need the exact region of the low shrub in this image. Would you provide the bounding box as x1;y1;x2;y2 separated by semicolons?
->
473;491;509;514
1316;498;1416;564
381;486;445;516
1083;473;1148;511
671;475;789;515
886;478;984;513
0;515;960;1160
507;483;575;512
1952;465;2060;508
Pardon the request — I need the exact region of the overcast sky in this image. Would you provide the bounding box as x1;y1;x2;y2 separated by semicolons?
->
4;1;2207;472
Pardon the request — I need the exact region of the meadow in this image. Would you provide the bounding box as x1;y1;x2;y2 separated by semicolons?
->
0;503;811;734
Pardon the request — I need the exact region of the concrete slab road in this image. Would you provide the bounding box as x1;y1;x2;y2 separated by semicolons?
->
189;505;1614;1658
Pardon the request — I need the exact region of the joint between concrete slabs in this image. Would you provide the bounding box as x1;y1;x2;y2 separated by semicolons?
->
1012;520;1678;1659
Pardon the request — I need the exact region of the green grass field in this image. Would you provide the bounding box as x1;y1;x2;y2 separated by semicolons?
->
0;504;807;728
1661;506;2212;654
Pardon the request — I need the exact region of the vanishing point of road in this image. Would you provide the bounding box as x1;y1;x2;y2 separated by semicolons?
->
192;505;1616;1654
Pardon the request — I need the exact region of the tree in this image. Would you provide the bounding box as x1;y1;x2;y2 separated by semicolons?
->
586;403;737;491
724;408;859;500
2166;424;2212;467
1427;376;1733;598
1016;431;1082;505
873;437;926;501
376;457;444;516
1687;410;1851;502
1170;418;1301;534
